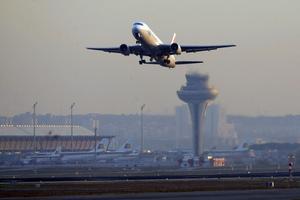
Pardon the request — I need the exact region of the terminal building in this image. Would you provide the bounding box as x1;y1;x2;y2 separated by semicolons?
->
0;125;114;153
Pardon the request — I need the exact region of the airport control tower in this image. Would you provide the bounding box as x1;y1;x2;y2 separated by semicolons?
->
177;73;218;157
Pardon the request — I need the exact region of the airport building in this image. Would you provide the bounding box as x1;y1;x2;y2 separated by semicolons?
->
0;125;114;153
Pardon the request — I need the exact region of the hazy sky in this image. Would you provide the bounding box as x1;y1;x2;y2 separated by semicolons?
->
0;0;300;116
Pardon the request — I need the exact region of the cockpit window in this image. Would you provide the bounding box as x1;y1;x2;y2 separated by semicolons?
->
134;22;143;26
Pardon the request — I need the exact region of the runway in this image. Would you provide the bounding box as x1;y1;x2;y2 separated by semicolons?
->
2;189;300;200
0;171;299;183
1;166;299;199
1;176;299;199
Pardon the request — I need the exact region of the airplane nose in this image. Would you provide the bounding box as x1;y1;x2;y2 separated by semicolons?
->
132;25;140;34
132;26;141;40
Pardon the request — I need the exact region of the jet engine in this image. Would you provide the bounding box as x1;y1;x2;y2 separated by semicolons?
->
170;43;182;55
120;44;130;56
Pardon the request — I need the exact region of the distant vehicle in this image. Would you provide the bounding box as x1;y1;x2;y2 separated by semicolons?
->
87;22;235;68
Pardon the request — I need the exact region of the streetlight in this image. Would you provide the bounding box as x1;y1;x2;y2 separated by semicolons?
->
70;102;75;151
93;119;99;159
33;102;38;153
140;104;146;153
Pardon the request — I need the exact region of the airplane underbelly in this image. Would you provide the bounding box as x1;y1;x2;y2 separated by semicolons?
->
156;55;176;68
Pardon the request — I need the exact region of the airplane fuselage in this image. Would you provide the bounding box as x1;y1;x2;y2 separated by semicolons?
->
132;23;176;68
87;22;235;68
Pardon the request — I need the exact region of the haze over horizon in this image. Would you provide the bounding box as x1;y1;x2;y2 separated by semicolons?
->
1;0;300;117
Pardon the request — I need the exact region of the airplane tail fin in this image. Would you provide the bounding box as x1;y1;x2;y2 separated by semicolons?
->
53;146;62;155
117;140;133;152
171;33;176;43
97;138;110;152
234;143;249;151
90;138;110;153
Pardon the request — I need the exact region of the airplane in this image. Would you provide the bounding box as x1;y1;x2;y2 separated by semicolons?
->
60;139;137;163
87;22;235;68
96;140;139;160
21;147;62;164
60;138;110;163
21;139;110;164
204;143;255;162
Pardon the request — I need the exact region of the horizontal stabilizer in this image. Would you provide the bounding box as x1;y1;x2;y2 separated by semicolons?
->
143;61;203;65
175;61;203;65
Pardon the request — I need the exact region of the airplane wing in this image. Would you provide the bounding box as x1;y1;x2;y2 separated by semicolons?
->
181;45;236;53
87;47;121;53
86;45;143;55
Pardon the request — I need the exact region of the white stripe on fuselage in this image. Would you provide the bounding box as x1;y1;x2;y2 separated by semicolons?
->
132;22;176;68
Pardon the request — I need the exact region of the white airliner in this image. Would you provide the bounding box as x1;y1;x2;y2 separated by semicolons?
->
21;139;109;164
60;138;110;163
60;140;137;163
21;147;62;164
96;140;139;160
87;22;235;68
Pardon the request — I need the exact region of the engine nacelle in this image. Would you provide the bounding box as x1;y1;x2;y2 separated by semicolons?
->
170;43;182;55
119;44;130;56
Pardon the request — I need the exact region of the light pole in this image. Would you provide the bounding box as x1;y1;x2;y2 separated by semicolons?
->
140;104;145;153
33;102;38;153
94;119;99;156
70;102;75;151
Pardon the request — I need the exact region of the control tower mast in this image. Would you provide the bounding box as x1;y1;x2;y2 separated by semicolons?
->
177;73;218;157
